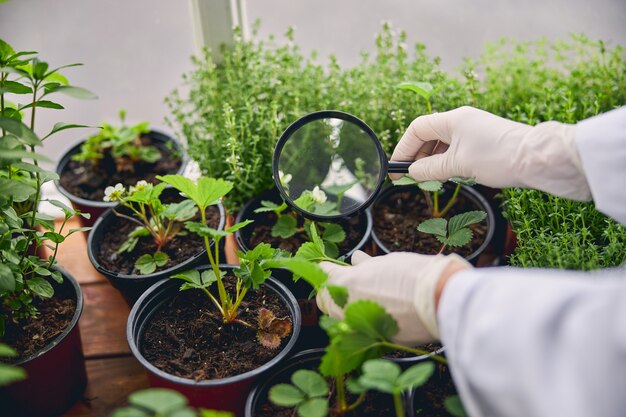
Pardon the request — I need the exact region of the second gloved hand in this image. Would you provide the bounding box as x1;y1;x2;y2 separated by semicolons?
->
316;250;471;346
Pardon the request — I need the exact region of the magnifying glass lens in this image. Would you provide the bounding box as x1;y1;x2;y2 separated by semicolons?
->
275;113;384;220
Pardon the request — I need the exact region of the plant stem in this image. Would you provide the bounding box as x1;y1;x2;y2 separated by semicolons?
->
345;392;366;411
202;208;230;321
438;183;461;218
437;244;447;255
47;216;68;269
381;341;448;365
393;392;404;417
433;191;440;217
336;376;347;412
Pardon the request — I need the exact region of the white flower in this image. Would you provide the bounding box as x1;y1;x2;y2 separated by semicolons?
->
279;170;292;187
103;183;125;202
311;186;327;204
129;180;149;194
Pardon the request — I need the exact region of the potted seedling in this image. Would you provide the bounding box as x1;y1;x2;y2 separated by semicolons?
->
56;109;186;226
0;39;94;417
126;174;303;415
111;388;233;417
87;180;225;303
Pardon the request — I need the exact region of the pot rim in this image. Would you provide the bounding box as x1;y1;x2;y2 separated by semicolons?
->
371;183;496;262
127;264;302;387
54;129;187;208
87;194;226;280
234;187;373;259
13;267;83;366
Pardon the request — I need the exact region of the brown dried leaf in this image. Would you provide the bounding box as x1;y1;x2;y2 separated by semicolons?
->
257;308;292;349
257;331;281;349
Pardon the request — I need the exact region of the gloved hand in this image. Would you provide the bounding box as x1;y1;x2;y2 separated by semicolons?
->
316;250;471;345
391;106;591;201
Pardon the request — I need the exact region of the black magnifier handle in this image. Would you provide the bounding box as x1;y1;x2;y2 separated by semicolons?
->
388;160;412;173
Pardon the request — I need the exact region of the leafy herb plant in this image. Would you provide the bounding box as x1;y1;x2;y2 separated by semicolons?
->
72;109;160;173
102;180;199;274
0;39;94;339
157;175;292;348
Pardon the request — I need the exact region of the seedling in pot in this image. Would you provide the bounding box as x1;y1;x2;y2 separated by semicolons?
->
102;180;198;274
72;109;162;173
158;174;292;348
0;39;94;338
111;388;232;417
417;210;486;254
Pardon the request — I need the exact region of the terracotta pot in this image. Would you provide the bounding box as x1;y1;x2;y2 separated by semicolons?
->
127;265;301;416
55;130;187;227
0;268;86;417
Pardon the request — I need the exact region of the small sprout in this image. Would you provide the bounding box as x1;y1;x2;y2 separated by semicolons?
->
417;210;487;252
257;308;292;349
269;369;329;417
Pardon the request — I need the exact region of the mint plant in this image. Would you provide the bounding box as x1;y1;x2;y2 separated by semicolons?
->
72;109;161;173
157;175;293;348
0;39;94;338
102;180;199;274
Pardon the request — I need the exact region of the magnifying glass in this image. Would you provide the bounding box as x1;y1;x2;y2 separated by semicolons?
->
272;110;411;221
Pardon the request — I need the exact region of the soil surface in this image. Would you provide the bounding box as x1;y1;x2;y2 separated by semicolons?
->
257;367;396;417
373;185;487;257
95;193;221;275
242;209;366;255
59;135;182;202
1;282;76;361
412;365;458;417
385;342;443;359
140;276;292;381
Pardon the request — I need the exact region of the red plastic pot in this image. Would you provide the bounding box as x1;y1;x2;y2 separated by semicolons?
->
0;268;86;417
127;265;301;416
54;130;187;227
87;187;226;304
371;183;496;265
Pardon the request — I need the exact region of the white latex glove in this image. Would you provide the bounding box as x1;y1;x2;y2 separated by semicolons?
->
391;106;592;201
316;250;471;345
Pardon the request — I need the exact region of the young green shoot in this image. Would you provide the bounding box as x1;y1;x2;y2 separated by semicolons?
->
269;369;329;417
417;210;487;254
111;388;233;417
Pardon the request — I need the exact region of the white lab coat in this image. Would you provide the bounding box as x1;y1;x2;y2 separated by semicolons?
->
438;107;626;417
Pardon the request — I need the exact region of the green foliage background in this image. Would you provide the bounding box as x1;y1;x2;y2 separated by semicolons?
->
167;24;626;270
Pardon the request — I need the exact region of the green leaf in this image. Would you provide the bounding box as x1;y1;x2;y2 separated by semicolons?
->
324;182;356;196
445;228;473;247
297;398;328;417
0;117;40;145
128;388;187;414
291;369;328;398
396;362;435;391
110;407;150;417
269;384;305;406
448;211;487;235
185;221;228;238
346;377;368;394
397;81;434;99
392;175;417;186
0;81;32;94
344;300;398;340
43;122;90;140
321;223;345;243
0;264;15;291
272;215;297;238
27;277;54;298
172;269;221;291
263;258;328;291
0;363;27;386
417;180;443;192
0;344;17;357
43;232;65;244
0;39;15;59
225;219;253;233
0;149;51;162
295;241;326;263
161;199;198;221
135;252;170;275
359;359;402;394
449;177;477;186
154;252;168;266
417;218;448;237
444;395;468;417
20;100;64;110
47;85;97;99
254;200;287;214
326;285;348;308
157;175;233;211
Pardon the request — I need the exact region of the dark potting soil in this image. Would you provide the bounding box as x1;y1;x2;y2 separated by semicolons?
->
245;210;365;255
412;365;458;417
59;136;182;202
1;283;75;361
374;187;487;257
96;203;221;275
385;342;443;359
140;277;292;381
257;373;396;417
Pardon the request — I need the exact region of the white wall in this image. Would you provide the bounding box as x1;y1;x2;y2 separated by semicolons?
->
1;0;625;163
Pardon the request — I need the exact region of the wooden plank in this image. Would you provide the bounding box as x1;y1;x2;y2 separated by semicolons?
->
80;282;131;358
63;356;149;417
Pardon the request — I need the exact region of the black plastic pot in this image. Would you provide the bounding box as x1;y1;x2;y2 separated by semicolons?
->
0;268;86;417
235;188;372;350
245;348;414;417
55;130;187;227
371;184;496;265
127;265;301;416
87;188;225;304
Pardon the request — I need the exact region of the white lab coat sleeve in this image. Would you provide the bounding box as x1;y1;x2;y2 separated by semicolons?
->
575;106;626;225
438;266;626;417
